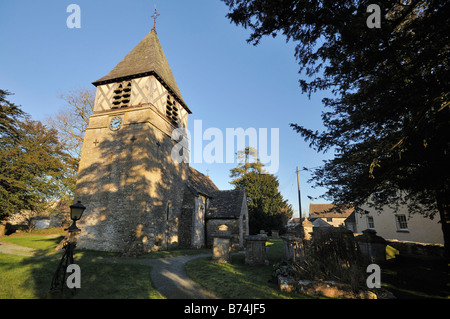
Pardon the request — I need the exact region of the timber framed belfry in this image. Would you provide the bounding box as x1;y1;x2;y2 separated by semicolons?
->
75;20;248;253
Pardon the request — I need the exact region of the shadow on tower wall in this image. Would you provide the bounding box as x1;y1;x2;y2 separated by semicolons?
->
75;120;189;255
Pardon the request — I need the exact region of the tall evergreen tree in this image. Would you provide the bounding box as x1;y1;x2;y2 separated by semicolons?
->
0;90;75;220
230;148;293;234
0;89;24;139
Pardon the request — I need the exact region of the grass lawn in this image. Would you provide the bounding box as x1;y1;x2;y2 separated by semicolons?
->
0;230;163;299
0;252;163;299
2;230;448;299
185;239;315;299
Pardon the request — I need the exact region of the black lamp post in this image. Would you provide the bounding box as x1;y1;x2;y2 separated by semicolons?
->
50;200;86;295
66;201;86;232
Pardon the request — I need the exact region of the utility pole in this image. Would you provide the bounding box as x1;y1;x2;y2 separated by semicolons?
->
297;166;302;220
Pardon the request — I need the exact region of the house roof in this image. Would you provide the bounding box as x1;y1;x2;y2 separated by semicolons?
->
309;203;354;218
207;188;246;219
92;29;191;113
310;217;333;228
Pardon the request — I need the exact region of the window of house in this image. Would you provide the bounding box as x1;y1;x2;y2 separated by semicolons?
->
395;214;408;231
112;81;131;108
326;217;333;222
166;95;179;127
367;216;375;229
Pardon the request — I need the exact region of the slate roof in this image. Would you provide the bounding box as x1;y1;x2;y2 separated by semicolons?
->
186;166;246;219
309;217;333;228
92;29;191;113
207;188;246;219
187;166;219;197
309;203;354;218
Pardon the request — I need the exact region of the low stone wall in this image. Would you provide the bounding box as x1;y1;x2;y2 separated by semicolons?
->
386;239;445;258
6;211;71;230
278;276;395;299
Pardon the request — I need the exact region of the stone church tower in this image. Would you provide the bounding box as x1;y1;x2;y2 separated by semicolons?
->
75;20;249;254
75;26;192;252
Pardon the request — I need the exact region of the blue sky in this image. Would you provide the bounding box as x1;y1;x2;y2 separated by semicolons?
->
0;0;334;218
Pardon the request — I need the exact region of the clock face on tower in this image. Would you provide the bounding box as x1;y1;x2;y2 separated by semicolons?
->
109;116;123;131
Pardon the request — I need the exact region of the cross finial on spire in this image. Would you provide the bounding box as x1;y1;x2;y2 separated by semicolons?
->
151;6;160;31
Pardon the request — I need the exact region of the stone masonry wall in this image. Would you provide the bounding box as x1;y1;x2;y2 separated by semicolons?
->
75;105;188;253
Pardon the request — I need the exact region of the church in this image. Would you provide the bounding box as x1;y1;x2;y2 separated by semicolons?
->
74;19;249;253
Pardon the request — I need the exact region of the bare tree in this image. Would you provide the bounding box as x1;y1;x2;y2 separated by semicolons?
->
47;88;95;160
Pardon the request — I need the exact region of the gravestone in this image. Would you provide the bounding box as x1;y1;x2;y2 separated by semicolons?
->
356;229;387;264
281;235;303;263
271;230;279;239
244;234;268;266
212;224;232;263
301;219;313;240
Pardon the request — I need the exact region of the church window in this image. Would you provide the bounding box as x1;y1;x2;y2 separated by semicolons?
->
166;95;179;127
112;81;131;108
166;202;172;221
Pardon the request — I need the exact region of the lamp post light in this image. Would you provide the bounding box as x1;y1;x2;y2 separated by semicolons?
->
50;200;86;295
66;201;86;232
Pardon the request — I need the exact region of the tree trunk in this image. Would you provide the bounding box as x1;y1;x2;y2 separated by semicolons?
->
435;189;450;258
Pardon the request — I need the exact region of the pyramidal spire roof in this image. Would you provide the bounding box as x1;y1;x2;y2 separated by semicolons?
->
92;29;190;113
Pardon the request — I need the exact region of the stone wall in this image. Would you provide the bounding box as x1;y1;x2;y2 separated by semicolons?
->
75;106;188;253
191;195;207;249
178;186;196;248
5;210;71;232
386;239;445;258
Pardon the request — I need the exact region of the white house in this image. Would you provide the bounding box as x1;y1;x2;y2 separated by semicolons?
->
354;202;444;245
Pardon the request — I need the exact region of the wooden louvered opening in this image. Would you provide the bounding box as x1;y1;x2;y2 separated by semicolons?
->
112;81;131;108
166;95;179;127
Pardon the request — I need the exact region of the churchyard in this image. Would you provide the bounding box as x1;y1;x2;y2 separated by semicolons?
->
0;227;448;299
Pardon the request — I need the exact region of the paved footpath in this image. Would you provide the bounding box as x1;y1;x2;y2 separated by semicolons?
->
0;241;38;257
138;254;218;299
0;240;218;299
